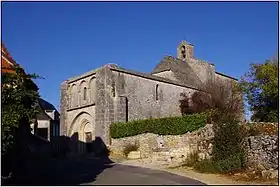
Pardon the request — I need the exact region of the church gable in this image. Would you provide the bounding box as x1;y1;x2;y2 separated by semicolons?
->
152;56;204;89
151;40;239;90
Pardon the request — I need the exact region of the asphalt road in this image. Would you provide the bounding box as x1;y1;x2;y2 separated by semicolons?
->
90;163;205;185
8;155;206;185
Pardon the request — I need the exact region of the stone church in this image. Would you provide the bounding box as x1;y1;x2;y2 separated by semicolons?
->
60;40;237;153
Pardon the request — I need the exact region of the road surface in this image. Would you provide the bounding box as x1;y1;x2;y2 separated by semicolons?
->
8;155;206;185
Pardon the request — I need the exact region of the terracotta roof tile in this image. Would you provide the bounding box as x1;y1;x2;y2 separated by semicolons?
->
1;43;17;73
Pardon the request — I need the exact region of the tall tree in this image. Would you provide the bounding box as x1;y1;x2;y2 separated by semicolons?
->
1;64;40;179
240;57;278;122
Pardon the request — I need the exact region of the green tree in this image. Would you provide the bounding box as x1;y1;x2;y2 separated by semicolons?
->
1;64;40;179
240;57;278;122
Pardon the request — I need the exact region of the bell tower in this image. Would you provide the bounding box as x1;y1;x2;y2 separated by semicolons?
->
177;40;194;60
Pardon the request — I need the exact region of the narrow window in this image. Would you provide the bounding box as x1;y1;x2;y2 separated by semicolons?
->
83;87;87;100
112;80;116;97
155;84;159;100
181;45;186;59
125;97;128;122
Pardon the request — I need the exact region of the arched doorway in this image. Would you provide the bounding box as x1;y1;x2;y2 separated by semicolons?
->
68;112;95;154
79;120;94;153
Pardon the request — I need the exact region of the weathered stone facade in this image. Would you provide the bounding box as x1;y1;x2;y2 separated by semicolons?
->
60;40;238;152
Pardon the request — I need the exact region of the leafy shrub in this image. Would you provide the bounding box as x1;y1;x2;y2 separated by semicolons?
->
183;152;199;167
193;159;219;173
123;142;139;157
184;116;247;174
178;80;246;174
212;118;246;159
110;113;207;139
210;116;247;173
214;152;245;173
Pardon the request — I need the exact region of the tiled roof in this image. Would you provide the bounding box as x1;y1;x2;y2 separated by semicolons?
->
1;43;17;73
37;98;60;121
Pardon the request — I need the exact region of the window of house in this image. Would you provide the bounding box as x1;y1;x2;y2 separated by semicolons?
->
83;87;87;100
155;84;159;100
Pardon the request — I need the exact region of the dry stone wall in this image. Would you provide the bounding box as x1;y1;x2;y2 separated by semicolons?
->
110;124;214;167
245;135;278;170
110;123;278;171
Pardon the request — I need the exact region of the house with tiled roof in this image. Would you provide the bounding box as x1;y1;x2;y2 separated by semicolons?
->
1;43;17;73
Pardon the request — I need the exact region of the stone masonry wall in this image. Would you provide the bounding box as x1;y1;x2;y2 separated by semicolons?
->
246;135;278;170
110;123;279;170
110;124;214;167
60;81;69;136
188;58;215;85
112;70;197;122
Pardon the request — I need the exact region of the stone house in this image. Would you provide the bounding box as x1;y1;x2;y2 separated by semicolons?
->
60;40;238;153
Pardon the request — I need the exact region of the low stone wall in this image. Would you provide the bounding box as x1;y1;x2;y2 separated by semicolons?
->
110;124;214;167
110;122;279;171
246;135;278;170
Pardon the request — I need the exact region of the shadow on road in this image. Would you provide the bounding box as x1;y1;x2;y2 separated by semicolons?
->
5;136;114;186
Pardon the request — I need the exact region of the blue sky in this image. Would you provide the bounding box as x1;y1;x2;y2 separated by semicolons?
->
2;2;278;117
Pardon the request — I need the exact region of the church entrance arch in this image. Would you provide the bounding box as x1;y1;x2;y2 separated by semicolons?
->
68;112;95;153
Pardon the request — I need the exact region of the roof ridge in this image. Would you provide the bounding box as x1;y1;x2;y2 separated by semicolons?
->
1;43;17;66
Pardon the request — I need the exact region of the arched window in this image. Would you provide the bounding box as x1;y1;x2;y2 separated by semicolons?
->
112;80;116;97
155;84;159;100
83;87;87;100
181;45;186;59
89;77;96;103
71;84;77;107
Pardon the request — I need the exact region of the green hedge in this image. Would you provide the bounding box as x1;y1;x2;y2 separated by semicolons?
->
110;113;207;139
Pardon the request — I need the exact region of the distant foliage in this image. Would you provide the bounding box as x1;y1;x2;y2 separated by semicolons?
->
110;113;206;139
240;58;278;122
